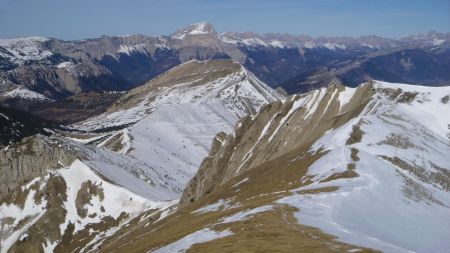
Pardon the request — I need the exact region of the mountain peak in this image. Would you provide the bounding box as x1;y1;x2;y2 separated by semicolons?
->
171;21;216;39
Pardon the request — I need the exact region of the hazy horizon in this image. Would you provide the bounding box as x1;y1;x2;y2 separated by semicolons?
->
0;22;448;41
0;0;449;40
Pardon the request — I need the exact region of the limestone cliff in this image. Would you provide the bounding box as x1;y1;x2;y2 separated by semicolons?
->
0;134;77;198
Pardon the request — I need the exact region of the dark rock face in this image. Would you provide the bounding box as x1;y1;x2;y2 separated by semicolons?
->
99;48;183;86
239;46;370;89
5;91;124;124
0;56;131;99
347;48;450;86
0;106;60;147
281;48;450;94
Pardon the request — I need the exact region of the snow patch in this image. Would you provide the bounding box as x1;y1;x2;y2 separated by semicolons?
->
151;228;233;253
118;44;147;55
4;86;52;101
374;80;450;140
56;61;78;75
218;205;273;224
0;37;52;64
322;42;347;50
338;86;357;111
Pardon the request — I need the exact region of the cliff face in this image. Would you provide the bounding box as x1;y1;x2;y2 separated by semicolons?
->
180;81;375;206
0;135;77;198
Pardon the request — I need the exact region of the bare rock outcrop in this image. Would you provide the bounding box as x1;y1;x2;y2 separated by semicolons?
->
0;134;78;198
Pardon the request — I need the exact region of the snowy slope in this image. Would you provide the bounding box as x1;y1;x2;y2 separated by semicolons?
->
151;228;233;253
170;80;450;253
219;34;287;48
70;60;283;200
0;159;174;253
76;60;281;130
81;141;185;200
171;22;215;40
0;37;52;64
3;86;53;101
122;103;237;193
278;81;450;252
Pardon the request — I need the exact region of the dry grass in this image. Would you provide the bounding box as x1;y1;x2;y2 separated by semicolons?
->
76;180;105;218
378;133;418;149
396;169;445;206
97;148;377;253
397;92;418;103
380;156;450;192
346;122;364;145
101;132;128;152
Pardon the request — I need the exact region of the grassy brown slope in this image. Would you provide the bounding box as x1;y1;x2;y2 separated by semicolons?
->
97;148;377;253
107;59;241;112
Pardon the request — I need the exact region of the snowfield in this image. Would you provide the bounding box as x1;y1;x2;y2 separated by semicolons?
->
4;86;53;101
279;81;450;253
151;228;233;253
70;61;282;201
123;103;237;192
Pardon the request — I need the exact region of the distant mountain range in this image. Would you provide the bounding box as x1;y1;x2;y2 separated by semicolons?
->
1;22;449;103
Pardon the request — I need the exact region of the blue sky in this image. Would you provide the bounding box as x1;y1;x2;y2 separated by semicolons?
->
0;0;449;39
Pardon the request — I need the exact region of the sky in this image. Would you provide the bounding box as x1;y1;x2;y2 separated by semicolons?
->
0;0;449;40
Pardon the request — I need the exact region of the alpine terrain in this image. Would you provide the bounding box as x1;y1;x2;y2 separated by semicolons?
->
96;80;450;253
0;59;282;252
0;20;449;253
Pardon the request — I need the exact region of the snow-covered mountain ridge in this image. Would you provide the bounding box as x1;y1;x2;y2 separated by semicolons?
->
1;27;450;251
70;59;282;200
75;59;281;130
153;80;450;253
278;81;450;252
